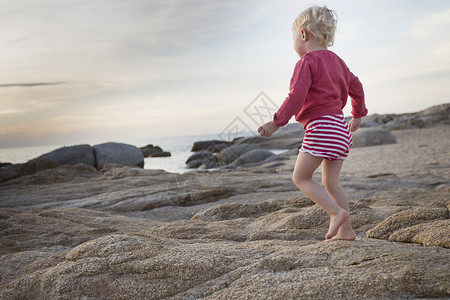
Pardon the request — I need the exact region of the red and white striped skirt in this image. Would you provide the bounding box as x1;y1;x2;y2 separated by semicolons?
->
300;114;353;160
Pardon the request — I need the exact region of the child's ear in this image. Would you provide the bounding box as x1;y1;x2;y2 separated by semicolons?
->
300;29;307;41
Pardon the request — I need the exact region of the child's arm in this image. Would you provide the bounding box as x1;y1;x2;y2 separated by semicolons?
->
349;72;367;120
258;121;279;137
348;72;367;132
273;59;312;127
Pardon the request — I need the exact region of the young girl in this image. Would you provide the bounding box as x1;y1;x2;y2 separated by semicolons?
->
258;6;367;241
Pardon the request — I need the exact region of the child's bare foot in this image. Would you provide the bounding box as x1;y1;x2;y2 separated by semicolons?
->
325;209;349;240
325;229;356;242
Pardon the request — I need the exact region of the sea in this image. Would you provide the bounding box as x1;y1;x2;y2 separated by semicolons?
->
0;132;259;174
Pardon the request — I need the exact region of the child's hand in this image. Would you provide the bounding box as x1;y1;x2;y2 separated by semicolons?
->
348;118;361;132
258;121;280;137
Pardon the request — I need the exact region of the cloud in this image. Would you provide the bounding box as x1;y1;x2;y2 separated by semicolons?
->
1;32;42;47
0;82;65;88
1;0;449;148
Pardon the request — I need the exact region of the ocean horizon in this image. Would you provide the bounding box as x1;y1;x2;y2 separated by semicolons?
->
0;131;258;174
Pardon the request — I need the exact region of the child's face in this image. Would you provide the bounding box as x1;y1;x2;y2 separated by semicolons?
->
292;26;306;57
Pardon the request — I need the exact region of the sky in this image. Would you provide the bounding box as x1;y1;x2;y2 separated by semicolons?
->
1;0;449;148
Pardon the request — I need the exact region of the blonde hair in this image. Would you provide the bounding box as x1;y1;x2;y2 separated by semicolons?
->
292;6;337;47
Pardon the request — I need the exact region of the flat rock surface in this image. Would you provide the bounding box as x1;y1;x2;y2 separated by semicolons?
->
0;126;449;299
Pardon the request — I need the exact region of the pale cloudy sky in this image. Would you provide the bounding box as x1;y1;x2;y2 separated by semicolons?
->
0;0;449;148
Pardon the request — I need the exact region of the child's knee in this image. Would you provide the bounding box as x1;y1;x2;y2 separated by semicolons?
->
292;173;301;187
292;173;307;189
292;174;299;186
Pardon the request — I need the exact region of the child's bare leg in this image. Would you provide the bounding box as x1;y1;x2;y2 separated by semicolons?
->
322;159;356;241
292;153;349;240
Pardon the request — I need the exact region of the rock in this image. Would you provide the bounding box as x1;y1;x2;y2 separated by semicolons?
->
358;103;449;130
186;151;218;169
30;144;96;167
0;144;93;182
259;137;303;149
192;200;283;222
366;205;449;240
230;149;275;167
187;138;299;169
272;123;304;137
0;143;144;181
216;144;259;164
191;140;232;152
232;135;271;145
186;159;204;169
3;163;98;185
139;144;161;156
279;148;300;156
352;127;397;147
0;158;60;183
229;150;289;168
0;162;12;168
198;161;222;170
389;219;450;248
262;162;286;168
233;135;303;150
361;113;395;127
383;104;450;130
205;143;230;153
150;151;171;157
93;142;144;170
139;144;171;157
1;208;448;299
185;150;215;164
418;103;450;116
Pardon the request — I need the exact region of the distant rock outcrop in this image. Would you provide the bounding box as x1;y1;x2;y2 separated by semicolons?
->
216;144;260;165
191;140;232;152
93;142;144;170
139;144;171;157
184;103;449;170
186;150;216;169
0;162;12;168
0;142;145;183
230;149;289;167
186;124;305;170
361;103;449;129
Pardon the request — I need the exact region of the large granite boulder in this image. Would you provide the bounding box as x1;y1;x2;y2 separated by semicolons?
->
185;150;217;169
0;144;95;183
230;149;275;167
30;144;96;167
191;140;232;152
185;150;215;164
93;142;144;170
216;144;259;165
352;128;397;148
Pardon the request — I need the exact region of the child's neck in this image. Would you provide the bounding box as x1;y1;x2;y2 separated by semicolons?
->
305;41;327;54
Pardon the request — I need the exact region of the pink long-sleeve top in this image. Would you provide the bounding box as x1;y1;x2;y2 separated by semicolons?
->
273;50;367;128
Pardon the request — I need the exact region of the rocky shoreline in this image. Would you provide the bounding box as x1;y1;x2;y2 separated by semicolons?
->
183;103;449;170
0;142;172;183
0;104;449;299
